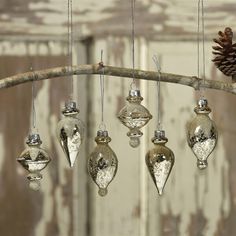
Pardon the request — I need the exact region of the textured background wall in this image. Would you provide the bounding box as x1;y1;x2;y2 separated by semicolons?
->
0;1;235;236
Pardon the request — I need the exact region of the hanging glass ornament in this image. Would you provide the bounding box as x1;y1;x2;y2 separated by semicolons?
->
57;101;85;168
118;89;152;148
17;133;51;191
88;130;118;197
187;98;218;170
146;130;175;195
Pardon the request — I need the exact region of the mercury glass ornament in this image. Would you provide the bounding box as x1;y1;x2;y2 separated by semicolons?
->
17;133;51;191
187;98;218;170
117;89;152;148
57;101;85;168
146;130;175;195
88;130;118;197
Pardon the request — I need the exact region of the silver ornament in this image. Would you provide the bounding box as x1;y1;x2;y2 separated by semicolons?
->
88;130;118;197
187;98;218;170
117;89;152;148
17;133;51;191
57;101;85;167
146;130;175;195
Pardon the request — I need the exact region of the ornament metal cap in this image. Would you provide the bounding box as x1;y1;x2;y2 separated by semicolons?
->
152;130;168;143
129;89;141;97
194;98;211;114
62;101;79;115
95;130;111;144
155;130;165;139
127;89;143;102
97;130;108;137
26;133;42;145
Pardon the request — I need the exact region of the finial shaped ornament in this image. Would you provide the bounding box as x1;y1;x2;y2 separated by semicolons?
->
187;98;218;169
17;133;51;191
88;130;118;196
117;89;152;148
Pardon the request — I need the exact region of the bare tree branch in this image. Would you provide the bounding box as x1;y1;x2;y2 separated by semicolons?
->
0;63;235;94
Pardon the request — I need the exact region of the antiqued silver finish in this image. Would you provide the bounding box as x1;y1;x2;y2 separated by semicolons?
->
57;101;85;167
117;89;152;148
146;130;175;196
17;133;51;191
88;130;118;197
187;98;218;169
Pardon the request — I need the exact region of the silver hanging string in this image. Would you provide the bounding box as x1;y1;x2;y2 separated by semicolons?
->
197;0;206;96
30;66;36;132
67;0;74;100
197;0;200;80
130;0;136;90
99;50;106;131
201;0;206;90
152;55;162;130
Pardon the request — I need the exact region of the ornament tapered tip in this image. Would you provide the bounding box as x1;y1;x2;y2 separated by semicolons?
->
197;160;208;170
69;162;75;168
29;180;41;191
158;188;163;196
98;188;108;197
129;137;140;148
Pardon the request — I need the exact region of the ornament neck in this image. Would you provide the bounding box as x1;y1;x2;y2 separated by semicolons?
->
194;98;211;114
151;130;168;144
126;89;143;103
95;130;111;144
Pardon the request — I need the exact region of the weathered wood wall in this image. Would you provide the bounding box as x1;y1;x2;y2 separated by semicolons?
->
0;40;90;236
0;1;236;236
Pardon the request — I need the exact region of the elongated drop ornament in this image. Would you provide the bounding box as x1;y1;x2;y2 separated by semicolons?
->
88;130;118;197
57;101;85;167
118;89;152;148
187;98;218;169
146;130;175;195
17;133;51;191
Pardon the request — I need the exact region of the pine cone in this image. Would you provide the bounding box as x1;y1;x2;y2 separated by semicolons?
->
212;27;236;80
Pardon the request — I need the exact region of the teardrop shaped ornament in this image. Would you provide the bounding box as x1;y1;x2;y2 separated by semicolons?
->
88;130;118;197
146;130;175;195
57;101;85;167
187;98;218;170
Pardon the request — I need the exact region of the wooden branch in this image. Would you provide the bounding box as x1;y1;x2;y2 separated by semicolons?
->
0;63;235;95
